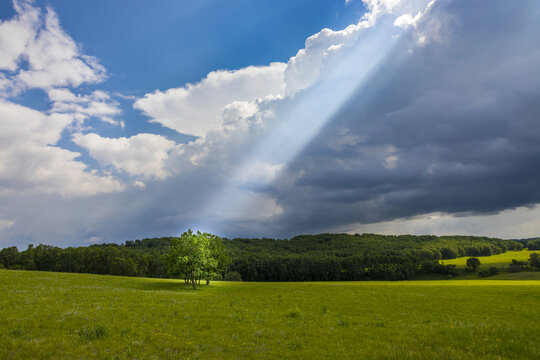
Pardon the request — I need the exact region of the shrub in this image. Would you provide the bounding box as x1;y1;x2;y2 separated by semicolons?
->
479;267;499;277
224;271;242;281
0;263;4;269
478;270;490;277
211;273;223;281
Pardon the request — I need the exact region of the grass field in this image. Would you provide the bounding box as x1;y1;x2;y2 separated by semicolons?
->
440;249;538;269
1;270;539;359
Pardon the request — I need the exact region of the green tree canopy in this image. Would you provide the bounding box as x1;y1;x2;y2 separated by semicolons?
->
167;230;220;289
529;252;540;268
466;257;481;272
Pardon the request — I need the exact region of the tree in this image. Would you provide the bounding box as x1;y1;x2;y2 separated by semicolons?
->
526;239;540;250
168;230;218;289
0;246;19;268
19;244;35;270
529;252;540;269
32;244;60;271
466;257;480;272
204;233;230;285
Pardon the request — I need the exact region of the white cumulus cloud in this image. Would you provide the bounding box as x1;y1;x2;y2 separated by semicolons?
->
0;1;106;95
0;100;123;196
0;0;39;72
134;63;286;137
48;89;124;127
17;4;105;91
0;1;124;197
134;0;435;141
73;133;179;180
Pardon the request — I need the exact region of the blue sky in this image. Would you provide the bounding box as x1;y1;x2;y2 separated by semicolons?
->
5;0;366;93
2;0;540;247
2;0;368;146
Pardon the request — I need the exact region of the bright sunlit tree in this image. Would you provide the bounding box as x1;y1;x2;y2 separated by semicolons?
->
167;229;228;289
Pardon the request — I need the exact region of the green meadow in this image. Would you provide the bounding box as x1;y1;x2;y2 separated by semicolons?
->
1;270;539;359
440;249;537;268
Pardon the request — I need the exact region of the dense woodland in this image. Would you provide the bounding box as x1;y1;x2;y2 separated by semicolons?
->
0;234;535;281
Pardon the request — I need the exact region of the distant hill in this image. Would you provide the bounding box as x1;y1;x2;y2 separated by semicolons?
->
511;237;540;248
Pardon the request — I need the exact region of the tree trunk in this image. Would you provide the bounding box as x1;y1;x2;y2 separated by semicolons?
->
206;279;210;285
191;277;196;290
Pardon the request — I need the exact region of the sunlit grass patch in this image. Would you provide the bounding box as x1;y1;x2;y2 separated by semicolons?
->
440;249;538;268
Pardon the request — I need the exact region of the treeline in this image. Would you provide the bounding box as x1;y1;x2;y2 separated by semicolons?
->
523;238;540;250
0;233;528;281
0;243;169;278
225;234;523;281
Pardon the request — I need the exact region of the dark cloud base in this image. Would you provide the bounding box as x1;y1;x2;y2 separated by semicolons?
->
265;0;540;235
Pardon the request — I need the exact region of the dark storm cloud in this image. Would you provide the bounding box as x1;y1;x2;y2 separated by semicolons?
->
261;0;540;235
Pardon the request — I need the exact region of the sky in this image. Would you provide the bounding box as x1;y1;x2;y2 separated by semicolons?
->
1;0;540;248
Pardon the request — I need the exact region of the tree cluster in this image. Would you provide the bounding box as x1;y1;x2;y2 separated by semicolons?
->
466;257;481;272
507;253;540;273
225;233;522;281
0;243;168;277
526;239;540;250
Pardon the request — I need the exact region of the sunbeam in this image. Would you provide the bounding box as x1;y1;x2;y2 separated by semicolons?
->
194;15;407;234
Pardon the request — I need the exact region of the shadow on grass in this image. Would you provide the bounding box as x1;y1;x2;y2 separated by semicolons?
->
135;279;199;292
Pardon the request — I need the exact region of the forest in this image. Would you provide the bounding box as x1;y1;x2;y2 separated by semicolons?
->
1;233;534;281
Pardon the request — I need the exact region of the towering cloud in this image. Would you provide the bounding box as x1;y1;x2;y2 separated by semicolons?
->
133;64;287;137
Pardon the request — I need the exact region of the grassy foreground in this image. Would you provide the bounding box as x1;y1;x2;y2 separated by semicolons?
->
1;270;539;359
